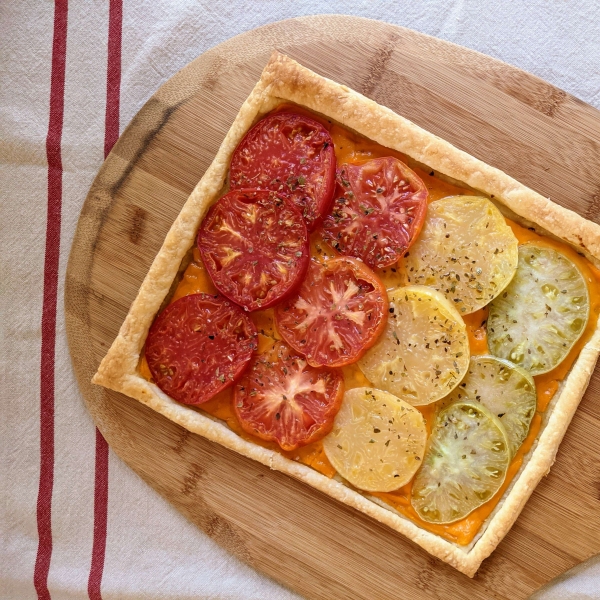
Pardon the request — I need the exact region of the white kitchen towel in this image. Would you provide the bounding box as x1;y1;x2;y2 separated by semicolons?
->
1;1;599;599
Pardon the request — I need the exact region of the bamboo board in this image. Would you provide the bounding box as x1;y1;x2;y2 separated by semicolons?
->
65;15;600;599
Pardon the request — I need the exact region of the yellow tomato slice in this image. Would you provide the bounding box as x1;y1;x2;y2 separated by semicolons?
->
323;387;427;492
358;285;470;405
403;196;518;314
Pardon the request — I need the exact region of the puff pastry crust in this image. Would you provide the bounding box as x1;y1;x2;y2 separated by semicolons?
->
92;52;600;576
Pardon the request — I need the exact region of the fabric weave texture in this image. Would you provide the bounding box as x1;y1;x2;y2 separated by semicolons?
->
1;1;599;598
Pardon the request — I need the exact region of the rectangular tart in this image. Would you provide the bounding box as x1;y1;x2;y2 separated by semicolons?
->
92;52;600;576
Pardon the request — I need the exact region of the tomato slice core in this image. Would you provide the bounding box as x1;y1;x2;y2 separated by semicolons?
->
275;257;388;367
234;342;344;451
145;293;258;405
322;156;428;269
198;189;309;312
229;111;336;231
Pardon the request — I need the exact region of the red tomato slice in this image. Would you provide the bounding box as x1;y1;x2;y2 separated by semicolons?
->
274;257;388;368
233;342;344;451
198;189;309;312
145;293;257;405
322;156;428;269
229;110;336;231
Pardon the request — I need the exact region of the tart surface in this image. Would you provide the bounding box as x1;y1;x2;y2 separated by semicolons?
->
91;51;600;578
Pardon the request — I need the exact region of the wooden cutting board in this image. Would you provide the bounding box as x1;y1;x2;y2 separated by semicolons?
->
65;15;600;600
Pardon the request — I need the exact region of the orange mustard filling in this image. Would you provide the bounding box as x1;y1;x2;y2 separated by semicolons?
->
462;307;489;356
138;119;600;546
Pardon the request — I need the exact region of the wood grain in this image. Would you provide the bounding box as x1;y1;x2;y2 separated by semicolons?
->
65;15;600;599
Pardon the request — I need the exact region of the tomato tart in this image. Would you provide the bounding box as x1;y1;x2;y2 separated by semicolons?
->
93;52;600;577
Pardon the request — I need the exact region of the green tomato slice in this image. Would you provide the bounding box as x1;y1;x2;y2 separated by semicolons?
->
323;387;428;492
411;400;510;524
487;243;590;375
441;356;536;457
358;285;470;406
403;196;519;314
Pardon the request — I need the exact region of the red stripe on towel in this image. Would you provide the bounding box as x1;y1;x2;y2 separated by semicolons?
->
34;1;69;599
88;1;123;599
88;429;110;600
104;0;123;159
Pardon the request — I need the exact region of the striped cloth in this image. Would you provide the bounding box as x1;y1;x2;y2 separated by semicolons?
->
1;1;599;599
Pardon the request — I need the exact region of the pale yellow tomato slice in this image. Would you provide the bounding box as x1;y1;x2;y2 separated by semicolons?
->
411;400;510;524
323;387;427;492
403;196;518;314
358;285;470;406
487;243;590;375
440;355;536;457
